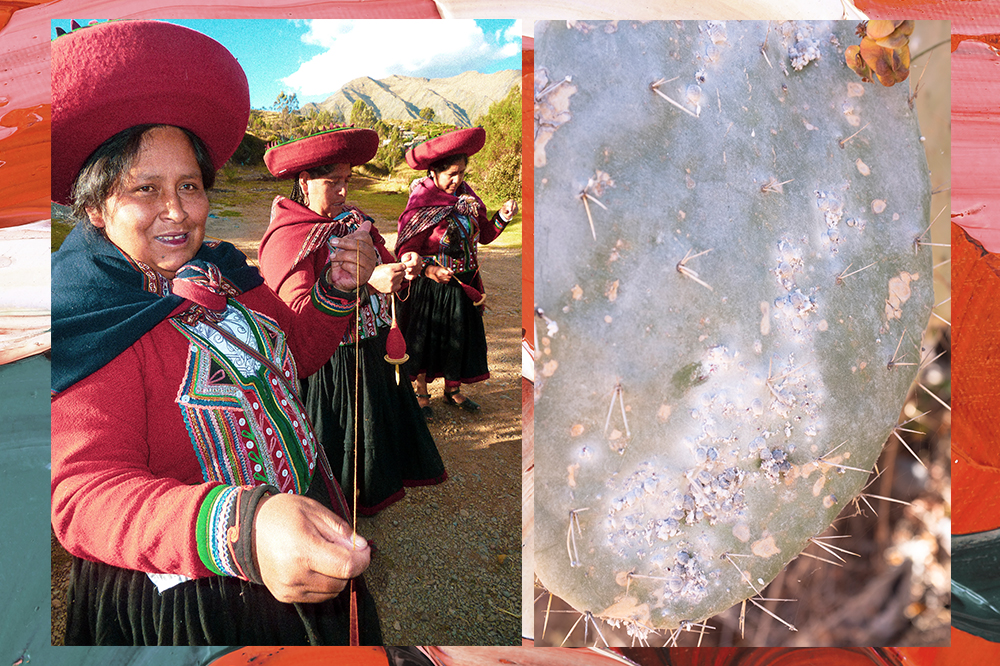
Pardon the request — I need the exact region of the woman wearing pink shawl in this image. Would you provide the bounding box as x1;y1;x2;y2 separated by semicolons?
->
395;128;518;417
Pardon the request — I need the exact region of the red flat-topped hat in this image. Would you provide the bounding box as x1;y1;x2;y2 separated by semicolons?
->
51;20;251;205
406;127;486;170
264;127;379;178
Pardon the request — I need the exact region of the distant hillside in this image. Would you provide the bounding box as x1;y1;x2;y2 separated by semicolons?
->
297;70;520;127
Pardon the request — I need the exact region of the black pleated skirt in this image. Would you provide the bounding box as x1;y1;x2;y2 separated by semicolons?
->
301;327;447;515
64;477;383;646
398;272;489;384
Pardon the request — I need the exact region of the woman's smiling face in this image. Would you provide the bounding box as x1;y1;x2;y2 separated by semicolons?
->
86;125;209;278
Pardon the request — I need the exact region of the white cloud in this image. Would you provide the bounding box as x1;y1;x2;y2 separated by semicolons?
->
283;20;514;98
497;42;520;58
505;20;522;43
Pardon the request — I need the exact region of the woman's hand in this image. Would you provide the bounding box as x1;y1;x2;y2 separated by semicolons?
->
425;264;454;284
400;252;421;281
368;263;406;294
326;221;377;292
253;492;371;604
500;199;519;220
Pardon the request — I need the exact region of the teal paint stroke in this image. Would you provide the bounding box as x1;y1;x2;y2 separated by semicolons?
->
0;355;224;663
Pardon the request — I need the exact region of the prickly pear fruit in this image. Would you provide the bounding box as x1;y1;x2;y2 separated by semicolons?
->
533;20;933;632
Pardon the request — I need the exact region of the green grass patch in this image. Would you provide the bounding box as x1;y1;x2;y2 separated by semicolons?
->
346;185;410;222
52;220;75;252
208;164;287;209
486;215;522;251
209;182;285;209
213;210;243;218
475;185;522;251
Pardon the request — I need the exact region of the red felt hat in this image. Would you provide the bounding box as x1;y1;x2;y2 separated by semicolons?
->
51;20;251;205
264;127;379;178
405;127;486;170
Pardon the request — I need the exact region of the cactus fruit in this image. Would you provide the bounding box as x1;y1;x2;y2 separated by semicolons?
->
533;21;934;634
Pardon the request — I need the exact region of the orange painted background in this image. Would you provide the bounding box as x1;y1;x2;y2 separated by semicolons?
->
4;0;1000;659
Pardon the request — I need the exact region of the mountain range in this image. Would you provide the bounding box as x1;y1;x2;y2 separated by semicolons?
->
299;69;520;127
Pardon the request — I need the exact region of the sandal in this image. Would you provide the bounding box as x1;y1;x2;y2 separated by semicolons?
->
444;388;480;412
416;393;434;421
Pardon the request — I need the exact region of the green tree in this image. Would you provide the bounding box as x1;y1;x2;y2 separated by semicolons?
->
419;106;436;121
271;90;300;115
472;84;522;202
374;122;405;174
267;91;301;139
350;99;378;129
247;109;266;135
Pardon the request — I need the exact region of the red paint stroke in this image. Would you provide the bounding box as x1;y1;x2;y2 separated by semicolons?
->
953;32;1000;50
0;107;50;228
952;31;1000;251
0;0;46;32
208;646;388;666
903;628;1000;664
618;648;913;666
191;644;1000;666
952;225;1000;533
861;0;1000;20
0;1;53;228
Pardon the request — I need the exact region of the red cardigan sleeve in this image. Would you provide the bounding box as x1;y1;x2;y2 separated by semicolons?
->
478;209;511;245
51;283;355;578
395;222;443;262
264;227;395;317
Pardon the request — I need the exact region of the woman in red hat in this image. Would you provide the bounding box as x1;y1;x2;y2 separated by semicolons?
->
258;127;447;516
395;127;519;415
50;20;381;645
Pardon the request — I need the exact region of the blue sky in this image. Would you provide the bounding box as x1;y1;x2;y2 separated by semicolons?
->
51;19;521;109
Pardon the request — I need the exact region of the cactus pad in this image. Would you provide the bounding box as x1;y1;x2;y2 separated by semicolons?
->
534;20;933;632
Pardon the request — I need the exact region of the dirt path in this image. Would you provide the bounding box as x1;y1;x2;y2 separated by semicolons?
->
52;186;522;646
